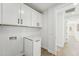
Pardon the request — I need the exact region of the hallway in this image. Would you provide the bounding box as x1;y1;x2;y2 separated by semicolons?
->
57;35;79;56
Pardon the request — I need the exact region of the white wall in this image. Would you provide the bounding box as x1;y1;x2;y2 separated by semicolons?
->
47;7;56;52
41;6;56;53
41;11;48;49
55;8;65;47
41;4;69;53
0;26;41;56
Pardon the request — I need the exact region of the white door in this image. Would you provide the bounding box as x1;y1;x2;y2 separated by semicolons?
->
24;38;33;56
33;40;41;56
0;3;1;24
21;4;32;26
2;3;21;25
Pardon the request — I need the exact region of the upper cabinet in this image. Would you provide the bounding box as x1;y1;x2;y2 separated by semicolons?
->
31;9;38;27
37;13;42;27
1;3;42;27
2;3;21;25
0;4;1;24
32;9;42;27
20;4;32;26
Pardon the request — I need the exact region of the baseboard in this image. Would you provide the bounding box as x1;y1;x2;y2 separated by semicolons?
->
17;53;24;56
42;48;56;56
41;46;48;50
56;44;64;48
48;49;57;56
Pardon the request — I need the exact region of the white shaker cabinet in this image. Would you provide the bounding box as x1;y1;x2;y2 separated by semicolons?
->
24;38;33;56
8;36;23;56
2;3;21;25
33;40;41;56
0;4;1;24
31;9;38;27
0;35;23;56
2;3;42;27
20;4;32;26
32;9;42;27
37;13;42;27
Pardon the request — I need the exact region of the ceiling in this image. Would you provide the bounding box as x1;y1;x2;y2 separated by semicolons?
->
25;3;60;13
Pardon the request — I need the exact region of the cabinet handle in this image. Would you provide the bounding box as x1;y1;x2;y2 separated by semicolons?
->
18;18;19;24
21;19;23;24
9;36;17;40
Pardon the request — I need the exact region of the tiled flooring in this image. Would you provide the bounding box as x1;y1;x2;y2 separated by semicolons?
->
41;36;79;56
57;37;79;56
41;48;55;56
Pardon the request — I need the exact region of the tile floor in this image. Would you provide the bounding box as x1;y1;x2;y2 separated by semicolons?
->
60;36;79;56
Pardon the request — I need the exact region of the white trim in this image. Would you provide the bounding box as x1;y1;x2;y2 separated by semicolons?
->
17;53;24;56
41;46;48;50
56;43;64;48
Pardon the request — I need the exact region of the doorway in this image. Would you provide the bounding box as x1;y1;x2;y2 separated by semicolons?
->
63;20;79;56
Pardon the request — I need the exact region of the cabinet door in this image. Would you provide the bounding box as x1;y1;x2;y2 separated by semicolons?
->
24;38;28;56
2;3;20;25
0;3;1;24
18;36;23;55
0;35;23;56
37;13;42;27
21;4;32;26
33;40;41;56
8;36;22;56
24;39;33;56
32;9;42;27
32;9;38;27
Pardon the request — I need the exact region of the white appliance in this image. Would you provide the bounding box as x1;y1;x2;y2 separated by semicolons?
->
23;35;41;56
